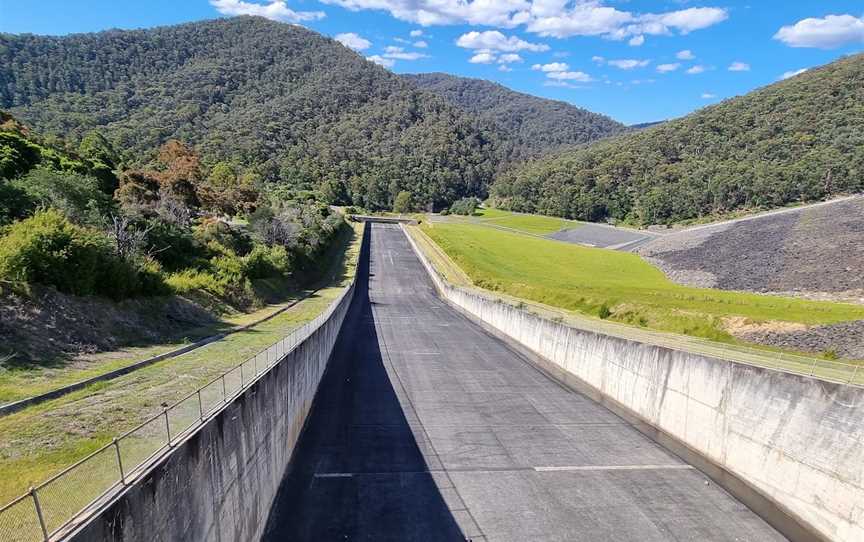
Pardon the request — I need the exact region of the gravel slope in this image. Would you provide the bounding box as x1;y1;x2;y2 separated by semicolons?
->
638;197;864;357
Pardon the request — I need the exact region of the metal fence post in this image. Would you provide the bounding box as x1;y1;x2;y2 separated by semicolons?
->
164;409;172;446
31;487;49;542
197;390;205;421
114;438;126;485
221;374;227;403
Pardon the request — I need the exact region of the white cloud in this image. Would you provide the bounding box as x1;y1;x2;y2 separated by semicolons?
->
498;53;524;64
498;65;513;72
210;0;325;23
591;55;605;64
547;70;593;82
334;32;371;50
410;29;424;37
676;49;695;60
629;35;645;46
321;0;532;27
608;59;650;70
413;40;429;48
544;80;587;89
780;68;808;80
383;45;428;60
531;62;569;72
527;4;726;39
456;30;549;52
469;52;497;64
642;7;728;35
367;55;395;68
774;14;864;49
728;61;750;72
686;65;706;74
701;93;717;99
656;63;680;73
320;1;726;41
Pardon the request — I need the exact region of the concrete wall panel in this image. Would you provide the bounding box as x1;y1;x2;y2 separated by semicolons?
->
404;225;863;542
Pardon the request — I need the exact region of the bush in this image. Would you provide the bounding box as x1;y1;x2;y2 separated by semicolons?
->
145;220;200;271
243;245;291;280
598;303;612;319
166;269;225;296
194;218;253;257
11;167;114;226
449;197;479;216
0;209;141;298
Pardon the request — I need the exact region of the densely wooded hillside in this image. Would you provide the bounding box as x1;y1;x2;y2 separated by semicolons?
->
0;17;497;210
491;54;864;225
403;73;625;161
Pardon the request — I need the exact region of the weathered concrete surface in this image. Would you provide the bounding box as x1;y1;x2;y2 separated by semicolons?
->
263;223;783;541
405;224;864;542
65;232;363;542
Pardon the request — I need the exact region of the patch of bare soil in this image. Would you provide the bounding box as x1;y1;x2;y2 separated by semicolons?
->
0;285;218;365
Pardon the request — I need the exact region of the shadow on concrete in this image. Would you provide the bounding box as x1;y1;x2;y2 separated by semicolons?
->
262;226;465;541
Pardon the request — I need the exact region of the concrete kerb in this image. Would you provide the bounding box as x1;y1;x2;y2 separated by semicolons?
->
403;224;864;542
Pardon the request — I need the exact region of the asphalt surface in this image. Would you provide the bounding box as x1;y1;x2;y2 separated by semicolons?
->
262;223;785;541
547;223;657;251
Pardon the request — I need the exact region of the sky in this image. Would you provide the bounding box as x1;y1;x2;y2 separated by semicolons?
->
1;1;863;124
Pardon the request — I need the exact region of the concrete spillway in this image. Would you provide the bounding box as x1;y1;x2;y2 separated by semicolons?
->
262;223;784;541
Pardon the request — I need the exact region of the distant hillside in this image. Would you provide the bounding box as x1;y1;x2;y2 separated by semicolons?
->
0;17;496;210
492;54;864;225
404;72;624;161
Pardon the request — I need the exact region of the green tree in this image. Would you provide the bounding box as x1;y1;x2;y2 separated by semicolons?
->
393;191;413;214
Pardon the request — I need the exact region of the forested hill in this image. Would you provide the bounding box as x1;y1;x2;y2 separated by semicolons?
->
492;53;864;225
404;73;625;161
0;17;495;210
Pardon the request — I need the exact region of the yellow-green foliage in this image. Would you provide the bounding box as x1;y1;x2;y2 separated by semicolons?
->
423;223;864;341
0;209;145;298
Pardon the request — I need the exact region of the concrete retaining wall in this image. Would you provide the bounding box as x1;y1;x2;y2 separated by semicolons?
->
66;234;365;542
404;225;863;542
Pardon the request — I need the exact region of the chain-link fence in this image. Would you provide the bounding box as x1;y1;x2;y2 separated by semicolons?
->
0;281;354;542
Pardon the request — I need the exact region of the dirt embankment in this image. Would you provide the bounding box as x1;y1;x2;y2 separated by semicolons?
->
0;285;219;365
638;197;864;358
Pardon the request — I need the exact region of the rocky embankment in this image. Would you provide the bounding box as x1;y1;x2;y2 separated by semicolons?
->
638;197;864;359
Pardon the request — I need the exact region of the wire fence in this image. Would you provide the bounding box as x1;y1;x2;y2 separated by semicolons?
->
0;281;355;542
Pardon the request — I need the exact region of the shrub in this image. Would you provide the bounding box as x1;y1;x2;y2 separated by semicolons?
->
598;303;612;319
194;218;253;256
166;269;225;296
11;167;114;226
0;209;139;298
145;220;200;271
449;197;479;216
243;245;291;280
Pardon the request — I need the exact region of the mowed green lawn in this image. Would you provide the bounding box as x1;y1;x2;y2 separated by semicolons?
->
473;208;579;235
423;223;864;342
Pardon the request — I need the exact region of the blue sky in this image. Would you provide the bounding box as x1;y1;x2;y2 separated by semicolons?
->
1;1;863;124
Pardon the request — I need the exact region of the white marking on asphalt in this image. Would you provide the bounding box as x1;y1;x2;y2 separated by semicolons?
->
533;465;694;472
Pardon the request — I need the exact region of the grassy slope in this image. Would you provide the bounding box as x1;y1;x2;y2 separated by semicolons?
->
0;223;362;504
422;223;864;343
463;208;580;235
